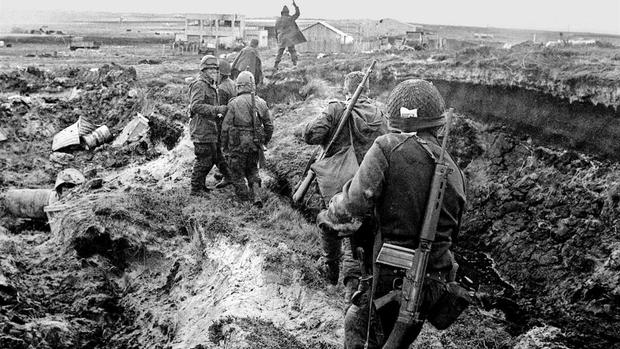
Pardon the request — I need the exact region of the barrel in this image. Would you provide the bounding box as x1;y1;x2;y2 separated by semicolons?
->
82;125;112;150
2;189;58;219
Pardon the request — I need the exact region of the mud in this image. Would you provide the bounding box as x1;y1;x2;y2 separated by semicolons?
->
1;47;619;349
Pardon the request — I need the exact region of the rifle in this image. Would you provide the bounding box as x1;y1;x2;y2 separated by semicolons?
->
382;109;454;349
292;60;377;203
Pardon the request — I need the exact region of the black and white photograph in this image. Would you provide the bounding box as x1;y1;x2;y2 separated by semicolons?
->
0;0;619;348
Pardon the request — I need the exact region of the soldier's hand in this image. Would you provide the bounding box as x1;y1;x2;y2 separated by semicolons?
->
317;210;361;236
217;105;228;115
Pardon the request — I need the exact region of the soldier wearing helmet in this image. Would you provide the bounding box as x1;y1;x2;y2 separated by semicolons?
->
221;71;273;205
188;55;229;196
231;38;263;85
317;79;467;348
212;59;237;189
302;71;388;295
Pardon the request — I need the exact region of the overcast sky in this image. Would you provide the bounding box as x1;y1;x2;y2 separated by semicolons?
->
1;0;619;35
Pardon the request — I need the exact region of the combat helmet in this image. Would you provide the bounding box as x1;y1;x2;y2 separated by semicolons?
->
199;55;219;71
54;168;86;193
386;79;446;132
236;71;255;93
219;60;232;76
344;71;368;95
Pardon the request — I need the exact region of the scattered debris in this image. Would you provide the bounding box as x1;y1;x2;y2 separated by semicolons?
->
52;116;96;151
112;113;150;147
137;59;162;65
82;125;112;150
54;168;86;195
2;188;58;219
49;152;75;164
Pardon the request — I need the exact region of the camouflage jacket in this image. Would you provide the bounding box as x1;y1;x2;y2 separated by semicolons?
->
221;92;273;153
188;74;222;143
219;77;237;105
328;132;467;271
303;96;388;164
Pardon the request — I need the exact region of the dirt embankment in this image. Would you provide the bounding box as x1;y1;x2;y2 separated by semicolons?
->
262;66;620;347
2;51;619;349
265;46;620;160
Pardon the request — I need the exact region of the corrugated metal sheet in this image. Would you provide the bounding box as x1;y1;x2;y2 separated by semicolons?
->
51;116;97;151
112;113;150;147
0;128;7;142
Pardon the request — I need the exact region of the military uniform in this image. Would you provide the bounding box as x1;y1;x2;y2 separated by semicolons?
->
232;45;263;85
274;3;306;69
221;91;273;202
321;79;467;348
188;73;226;193
214;75;237;185
303;95;388;287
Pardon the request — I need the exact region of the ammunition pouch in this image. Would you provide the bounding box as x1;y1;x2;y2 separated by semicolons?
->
229;128;241;147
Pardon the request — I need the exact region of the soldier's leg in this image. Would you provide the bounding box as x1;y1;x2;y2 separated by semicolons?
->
191;142;215;194
319;225;342;285
245;150;261;203
228;152;250;201
274;47;286;69
342;238;360;302
288;46;298;65
215;141;232;188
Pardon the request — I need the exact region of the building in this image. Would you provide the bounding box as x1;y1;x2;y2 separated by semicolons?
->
298;21;355;53
181;14;246;48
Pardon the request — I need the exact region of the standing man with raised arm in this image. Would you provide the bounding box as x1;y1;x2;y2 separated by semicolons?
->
274;1;306;70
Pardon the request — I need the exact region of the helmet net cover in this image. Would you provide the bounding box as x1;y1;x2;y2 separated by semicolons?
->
200;55;219;70
344;71;368;95
236;71;255;93
219;60;232;75
386;79;446;131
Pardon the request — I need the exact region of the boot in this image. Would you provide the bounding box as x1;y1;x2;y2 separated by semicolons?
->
318;257;340;285
190;186;211;197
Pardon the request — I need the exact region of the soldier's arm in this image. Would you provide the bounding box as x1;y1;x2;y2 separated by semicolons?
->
221;106;233;151
292;2;300;20
189;82;220;120
232;51;241;69
303;102;338;145
255;57;263;85
259;101;274;144
328;138;388;222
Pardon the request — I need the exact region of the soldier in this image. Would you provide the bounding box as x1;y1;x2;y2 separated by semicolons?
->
221;71;273;205
317;79;467;348
213;60;237;189
231;38;263;85
188;55;228;196
302;71;388;295
274;1;306;70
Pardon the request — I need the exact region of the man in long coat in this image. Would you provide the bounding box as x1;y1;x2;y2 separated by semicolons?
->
274;1;306;70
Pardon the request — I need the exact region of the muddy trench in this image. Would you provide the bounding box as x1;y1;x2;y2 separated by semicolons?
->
1;63;619;349
261;70;620;348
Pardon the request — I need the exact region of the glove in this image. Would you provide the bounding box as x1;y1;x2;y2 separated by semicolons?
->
316;209;361;236
216;105;228;115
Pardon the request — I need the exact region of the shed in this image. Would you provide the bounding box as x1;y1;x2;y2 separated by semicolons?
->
299;21;355;53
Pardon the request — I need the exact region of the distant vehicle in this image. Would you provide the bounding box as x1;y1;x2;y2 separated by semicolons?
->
69;37;101;51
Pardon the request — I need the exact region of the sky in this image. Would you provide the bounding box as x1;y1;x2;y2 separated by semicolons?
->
1;0;619;35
